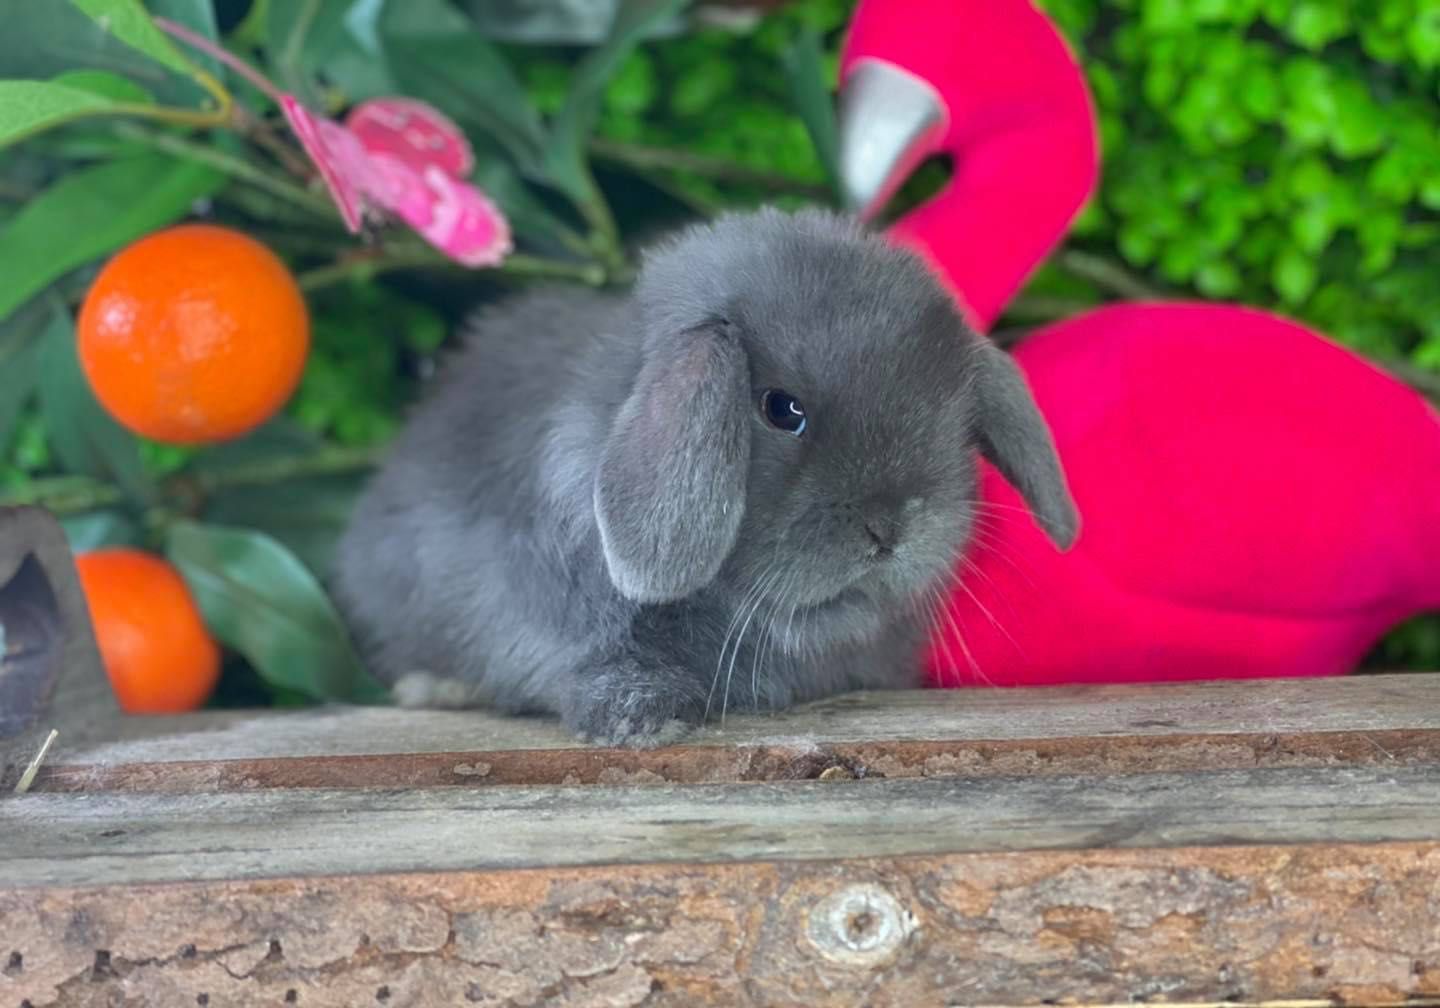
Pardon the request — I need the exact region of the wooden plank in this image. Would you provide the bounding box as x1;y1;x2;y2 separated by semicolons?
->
5;764;1440;887
2;838;1438;1005
20;673;1440;792
5;678;1439;1004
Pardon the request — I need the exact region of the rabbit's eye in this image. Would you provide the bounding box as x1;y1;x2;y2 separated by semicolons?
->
761;389;807;436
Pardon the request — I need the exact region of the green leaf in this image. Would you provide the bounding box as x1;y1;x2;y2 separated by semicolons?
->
0;80;114;149
0;152;225;324
69;0;200;78
61;509;142;552
202;472;367;579
1357;209;1401;274
188;417;327;474
378;0;548;179
1238;62;1280;120
604;50;657;116
165;520;390;703
286;0;399;102
0;0;201;106
49;69;154;103
1289;206;1333;253
672;59;737;118
1286;1;1349;50
780;23;840;195
36;305;151;503
470;153;588;255
1330;79;1385;157
1195;259;1241;298
1117;223;1158;265
1407;5;1440;67
1141;0;1191;31
1272;246;1318;304
545;0;690;197
0;299;48;450
267;0;365;103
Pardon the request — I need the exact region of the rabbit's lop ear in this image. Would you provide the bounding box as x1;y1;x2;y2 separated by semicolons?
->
971;339;1080;550
595;325;751;602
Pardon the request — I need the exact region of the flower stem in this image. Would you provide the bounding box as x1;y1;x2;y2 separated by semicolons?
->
155;16;284;104
233;103;318;181
112;122;335;218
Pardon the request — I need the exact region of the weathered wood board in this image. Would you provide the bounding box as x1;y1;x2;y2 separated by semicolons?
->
2;673;1439;1007
13;671;1440;791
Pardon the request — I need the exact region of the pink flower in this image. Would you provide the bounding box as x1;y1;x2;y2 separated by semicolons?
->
346;97;475;178
154;17;512;268
281;96;512;267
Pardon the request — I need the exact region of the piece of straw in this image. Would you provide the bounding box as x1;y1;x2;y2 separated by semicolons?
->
13;729;58;794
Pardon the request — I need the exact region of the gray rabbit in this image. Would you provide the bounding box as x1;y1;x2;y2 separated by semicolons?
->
331;207;1077;746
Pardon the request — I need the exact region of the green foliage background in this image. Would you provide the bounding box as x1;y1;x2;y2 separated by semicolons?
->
0;0;1436;707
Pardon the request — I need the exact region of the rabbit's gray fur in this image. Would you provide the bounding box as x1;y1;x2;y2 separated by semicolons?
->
332;207;1076;746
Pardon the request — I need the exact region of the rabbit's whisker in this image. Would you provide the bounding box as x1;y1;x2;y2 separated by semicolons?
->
950;524;1036;591
928;582;991;686
752;533;799;711
953;560;1021;657
918;587;961;685
708;574;770;722
721;565;784;726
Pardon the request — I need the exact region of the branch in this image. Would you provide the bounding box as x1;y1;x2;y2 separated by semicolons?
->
999;294;1102;325
1055;249;1165;301
296;246;608;292
1382;359;1440;405
588;137;833;200
1;444;380;516
113;122;336;218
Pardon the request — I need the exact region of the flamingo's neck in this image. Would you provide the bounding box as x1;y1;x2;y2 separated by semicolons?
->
891;109;1097;332
842;0;1100;330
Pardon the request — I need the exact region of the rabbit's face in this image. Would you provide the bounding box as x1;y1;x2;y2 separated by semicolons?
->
596;208;1077;644
708;232;983;650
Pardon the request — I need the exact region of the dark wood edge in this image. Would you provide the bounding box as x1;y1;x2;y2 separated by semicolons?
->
26;727;1440;793
4;841;1438;1007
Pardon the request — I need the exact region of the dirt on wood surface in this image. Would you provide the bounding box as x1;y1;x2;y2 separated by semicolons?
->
24;727;1440;793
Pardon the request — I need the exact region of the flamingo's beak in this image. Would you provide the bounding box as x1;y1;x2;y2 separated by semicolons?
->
836;59;948;221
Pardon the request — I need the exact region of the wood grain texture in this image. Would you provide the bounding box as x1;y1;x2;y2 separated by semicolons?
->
6;675;1440;1004
3;842;1438;1007
17;673;1440;792
6;764;1440;887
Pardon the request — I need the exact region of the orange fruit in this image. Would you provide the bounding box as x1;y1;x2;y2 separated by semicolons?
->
74;548;221;714
77;223;310;444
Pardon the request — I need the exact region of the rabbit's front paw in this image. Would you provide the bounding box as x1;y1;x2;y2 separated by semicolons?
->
563;660;702;748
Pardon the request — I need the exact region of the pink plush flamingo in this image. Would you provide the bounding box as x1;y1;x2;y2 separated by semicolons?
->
837;0;1440;685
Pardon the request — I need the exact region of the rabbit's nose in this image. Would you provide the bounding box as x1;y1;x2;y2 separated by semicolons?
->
862;512;902;557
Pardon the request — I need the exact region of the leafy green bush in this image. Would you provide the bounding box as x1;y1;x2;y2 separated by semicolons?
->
1;0;1435;709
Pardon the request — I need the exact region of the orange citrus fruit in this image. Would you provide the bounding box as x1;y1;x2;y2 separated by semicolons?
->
74;548;222;714
77;223;310;444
